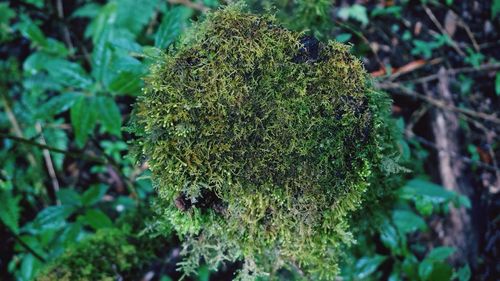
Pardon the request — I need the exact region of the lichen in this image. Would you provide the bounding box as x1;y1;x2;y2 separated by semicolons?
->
131;4;402;280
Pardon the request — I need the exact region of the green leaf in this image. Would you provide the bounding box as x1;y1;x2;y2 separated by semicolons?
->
0;189;21;233
455;265;471;281
96;96;122;136
30;205;74;232
57;189;82;207
379;221;399;252
197;265;210;281
155;7;190;49
338;4;369;27
427;247;455;261
418;259;434;281
355;255;387;279
402;179;454;203
82;184;109;206
115;0;158;35
17;17;47;47
428;262;453;281
495;73;500;96
493;0;500;18
36;92;82;118
393;210;427;234
44;59;93;89
70;95;97;147
72;3;102;18
20;254;35;281
335;33;352;43
79;209;113;230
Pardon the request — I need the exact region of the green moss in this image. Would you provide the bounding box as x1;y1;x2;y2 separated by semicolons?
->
131;4;402;280
36;229;138;281
36;209;170;281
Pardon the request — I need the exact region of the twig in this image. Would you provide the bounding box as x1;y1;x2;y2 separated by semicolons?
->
377;83;500;125
2;223;47;262
167;0;209;12
0;132;108;164
392;63;500;85
407;133;500;173
423;5;465;57
35;122;61;205
1;93;37;166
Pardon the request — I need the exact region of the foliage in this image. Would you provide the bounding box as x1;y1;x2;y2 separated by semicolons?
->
131;4;403;280
1;0;493;280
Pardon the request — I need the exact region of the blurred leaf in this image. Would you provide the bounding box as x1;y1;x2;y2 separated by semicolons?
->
0;189;21;233
82;184;109;206
44;59;93;89
30;205;74;232
402;179;454;203
492;0;500;18
338;4;369;27
36;92;82;118
427;247;455;261
455;265;471;281
115;0;158;35
57;189;82;207
393;210;426;234
72;3;102;18
355;255;387;279
70;95;97;147
495;73;500;96
79;209;112;230
96;96;122;136
379;221;399;252
17;17;47;47
428;262;453;281
197;265;210;281
335;33;352;43
20;254;35;281
419;259;434;281
155;7;190;49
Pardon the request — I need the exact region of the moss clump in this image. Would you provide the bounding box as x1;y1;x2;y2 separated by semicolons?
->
132;4;402;280
36;229;138;281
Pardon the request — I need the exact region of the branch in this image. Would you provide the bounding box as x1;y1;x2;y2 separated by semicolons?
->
377;82;500;125
0;132;108;164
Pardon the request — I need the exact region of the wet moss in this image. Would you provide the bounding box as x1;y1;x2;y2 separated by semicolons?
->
131;4;402;280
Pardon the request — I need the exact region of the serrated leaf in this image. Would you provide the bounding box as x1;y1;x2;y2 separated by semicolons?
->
96;96;122;136
0;189;21;233
71;95;97;147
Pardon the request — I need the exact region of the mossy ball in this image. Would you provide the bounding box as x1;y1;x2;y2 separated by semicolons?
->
132;4;401;280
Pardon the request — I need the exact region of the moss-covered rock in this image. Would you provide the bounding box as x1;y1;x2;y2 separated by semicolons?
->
131;4;402;280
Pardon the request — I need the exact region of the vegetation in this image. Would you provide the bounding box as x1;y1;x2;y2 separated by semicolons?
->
132;5;402;279
1;0;498;280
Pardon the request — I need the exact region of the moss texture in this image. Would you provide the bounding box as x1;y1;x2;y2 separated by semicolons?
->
36;208;170;281
131;4;402;280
